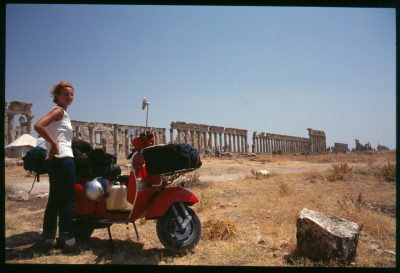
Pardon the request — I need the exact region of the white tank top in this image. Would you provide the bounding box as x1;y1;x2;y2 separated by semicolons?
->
45;106;74;159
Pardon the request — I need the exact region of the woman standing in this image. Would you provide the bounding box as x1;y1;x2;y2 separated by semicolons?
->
34;80;77;251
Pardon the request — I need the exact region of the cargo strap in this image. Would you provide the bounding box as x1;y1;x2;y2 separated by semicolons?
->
28;173;40;195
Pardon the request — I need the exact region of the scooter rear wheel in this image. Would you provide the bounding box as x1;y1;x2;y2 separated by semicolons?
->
156;205;201;253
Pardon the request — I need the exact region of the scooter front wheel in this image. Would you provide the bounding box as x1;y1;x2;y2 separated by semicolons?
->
156;204;201;253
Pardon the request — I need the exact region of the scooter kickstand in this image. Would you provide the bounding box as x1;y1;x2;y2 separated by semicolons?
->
107;226;115;251
132;221;141;240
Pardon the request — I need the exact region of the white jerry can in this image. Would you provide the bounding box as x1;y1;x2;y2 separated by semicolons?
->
105;184;132;210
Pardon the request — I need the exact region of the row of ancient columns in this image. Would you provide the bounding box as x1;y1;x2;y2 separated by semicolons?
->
252;132;311;154
170;122;248;154
72;120;166;158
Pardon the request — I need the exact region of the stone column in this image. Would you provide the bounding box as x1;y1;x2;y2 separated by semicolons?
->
197;131;202;153
219;133;223;153
241;135;244;153
26;114;33;135
293;140;296;153
201;131;207;153
234;134;238;153
235;134;240;153
88;125;94;146
234;133;238;153
239;135;242;153
189;130;194;147
176;129;181;143
207;131;211;150
223;132;227;152
170;128;174;144
265;136;268;153
252;132;256;153
244;134;248;153
113;124;119;157
284;138;287;154
124;129;130;157
7;113;14;144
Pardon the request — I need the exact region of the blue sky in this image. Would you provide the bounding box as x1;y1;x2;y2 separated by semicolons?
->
5;4;396;149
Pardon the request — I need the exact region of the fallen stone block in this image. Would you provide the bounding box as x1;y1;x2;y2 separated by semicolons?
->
7;191;29;201
296;208;360;263
256;169;270;177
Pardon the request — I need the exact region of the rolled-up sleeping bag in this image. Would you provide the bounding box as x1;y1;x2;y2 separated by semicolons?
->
142;143;202;175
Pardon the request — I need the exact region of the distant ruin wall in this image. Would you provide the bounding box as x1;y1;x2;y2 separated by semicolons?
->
377;144;389;151
353;139;372;152
308;128;327;153
170;121;248;154
333;142;348;153
71;120;166;158
4;101;34;145
252;128;326;154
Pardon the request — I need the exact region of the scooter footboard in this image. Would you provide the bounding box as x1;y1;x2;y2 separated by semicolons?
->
145;187;199;219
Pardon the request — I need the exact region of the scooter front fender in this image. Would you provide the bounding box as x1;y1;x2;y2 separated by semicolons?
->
146;187;199;219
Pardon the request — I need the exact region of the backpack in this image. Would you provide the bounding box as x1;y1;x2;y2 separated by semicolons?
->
72;138;93;177
22;146;48;175
88;148;121;177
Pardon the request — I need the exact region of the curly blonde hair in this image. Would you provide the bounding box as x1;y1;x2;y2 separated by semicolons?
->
50;80;75;104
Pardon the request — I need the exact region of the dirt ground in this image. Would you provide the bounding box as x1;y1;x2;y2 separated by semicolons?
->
4;151;396;267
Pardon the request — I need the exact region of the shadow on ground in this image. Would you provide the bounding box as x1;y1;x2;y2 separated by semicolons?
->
6;231;183;265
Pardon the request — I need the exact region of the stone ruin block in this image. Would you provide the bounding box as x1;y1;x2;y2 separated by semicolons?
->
296;208;360;263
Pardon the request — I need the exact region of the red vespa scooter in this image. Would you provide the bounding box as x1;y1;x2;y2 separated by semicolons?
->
73;132;202;253
72;100;202;253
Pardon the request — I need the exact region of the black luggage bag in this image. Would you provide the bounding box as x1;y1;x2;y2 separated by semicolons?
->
22;146;48;175
142;143;202;175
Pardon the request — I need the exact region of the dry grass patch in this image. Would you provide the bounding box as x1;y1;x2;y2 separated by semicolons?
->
202;219;237;240
304;170;324;183
378;161;396;182
326;163;353;181
5;216;22;234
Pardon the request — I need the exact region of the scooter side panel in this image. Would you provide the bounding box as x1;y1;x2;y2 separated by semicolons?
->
74;183;97;215
145;187;199;218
